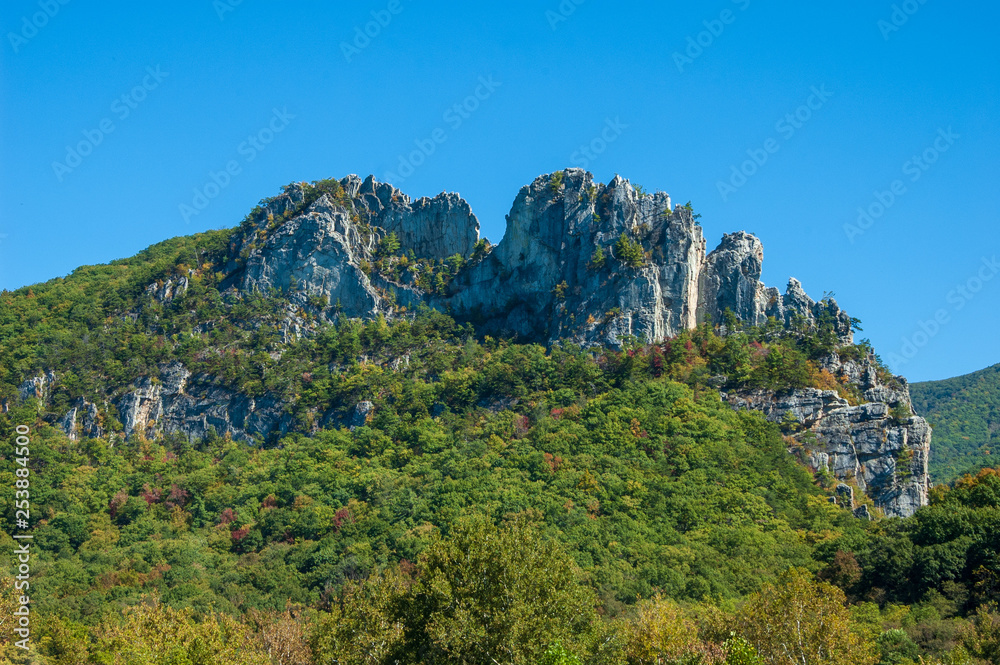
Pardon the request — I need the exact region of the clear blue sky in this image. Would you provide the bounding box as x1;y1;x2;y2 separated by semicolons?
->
1;0;997;382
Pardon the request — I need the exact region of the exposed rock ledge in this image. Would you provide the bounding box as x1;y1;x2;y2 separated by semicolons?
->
227;169;853;348
724;353;929;517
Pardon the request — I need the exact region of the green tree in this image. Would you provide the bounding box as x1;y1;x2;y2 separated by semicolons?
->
540;641;583;665
391;517;597;665
590;246;607;270
471;239;491;263
614;234;645;268
550;170;565;192
376;232;401;257
311;569;409;665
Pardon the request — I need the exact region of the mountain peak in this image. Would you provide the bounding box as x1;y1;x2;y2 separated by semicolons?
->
227;170;849;348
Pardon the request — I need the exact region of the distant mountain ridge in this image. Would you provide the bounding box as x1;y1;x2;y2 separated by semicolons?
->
912;363;1000;483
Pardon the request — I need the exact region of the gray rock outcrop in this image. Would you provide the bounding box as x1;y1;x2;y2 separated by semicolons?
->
239;192;390;321
724;352;929;517
145;274;190;304
58;399;104;441
346;174;480;260
112;361;291;443
445;170;704;346
224;169;852;348
18;371;57;403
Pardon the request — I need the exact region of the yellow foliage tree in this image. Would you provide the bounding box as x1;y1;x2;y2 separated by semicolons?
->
91;600;271;665
618;595;724;665
960;604;1000;664
310;568;409;665
0;576;25;664
736;568;876;665
244;607;313;665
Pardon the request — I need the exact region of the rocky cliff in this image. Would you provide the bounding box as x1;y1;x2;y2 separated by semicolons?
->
724;352;930;518
226;169;852;347
18;169;930;517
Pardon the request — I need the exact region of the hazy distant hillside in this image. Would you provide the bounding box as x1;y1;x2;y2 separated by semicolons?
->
912;363;1000;483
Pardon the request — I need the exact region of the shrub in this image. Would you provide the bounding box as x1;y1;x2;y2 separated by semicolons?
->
890;403;912;424
614;234;645;268
590;246;607;270
376;231;401;258
307;293;329;309
551;170;565;192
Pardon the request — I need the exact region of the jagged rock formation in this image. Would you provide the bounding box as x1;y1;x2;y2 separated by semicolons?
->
230;175;478;326
17;168;929;517
145;275;189;304
445;171;704;345
226;169;852;347
698;232;764;328
345;174;479;260
56;399;104;441
18;370;57;403
724;352;930;518
111;362;292;443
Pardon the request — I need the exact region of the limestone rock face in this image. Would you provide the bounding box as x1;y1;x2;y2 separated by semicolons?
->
697;234;853;341
112;362;291;443
18;371;57;403
58;399;104;441
446;169;704;346
145;276;189;304
698;232;767;327
724;352;930;518
765;278;854;343
222;169;852;348
231;174;477;325
239;192;388;321
347;174;480;260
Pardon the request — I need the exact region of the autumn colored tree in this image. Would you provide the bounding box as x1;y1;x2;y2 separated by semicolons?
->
736;568;876;665
244;607;313;665
617;595;724;665
91;600;271;665
961;605;1000;664
310;568;409;665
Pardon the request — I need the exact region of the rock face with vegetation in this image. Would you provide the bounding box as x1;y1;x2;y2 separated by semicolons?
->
8;170;1000;661
725;351;930;517
113;361;292;444
9;169;930;517
225;168;853;348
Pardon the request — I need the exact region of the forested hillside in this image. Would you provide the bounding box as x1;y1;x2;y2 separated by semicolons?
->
1;211;999;663
912;365;1000;484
